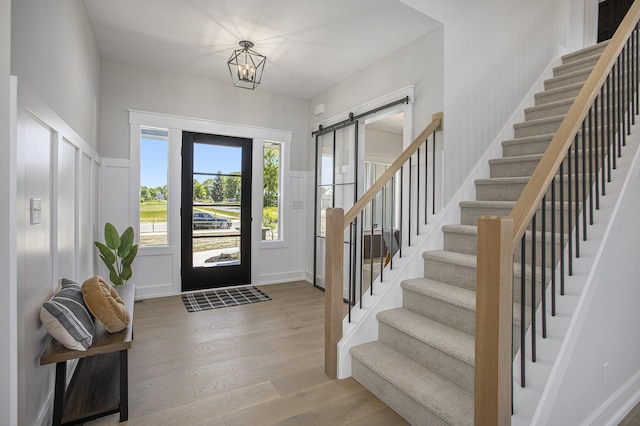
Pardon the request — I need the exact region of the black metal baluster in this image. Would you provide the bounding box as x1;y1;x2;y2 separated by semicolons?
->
417;147;420;233
588;108;595;223
591;96;600;210
359;211;364;308
581;120;588;240
370;198;374;295
391;175;395;270
409;157;412;246
380;188;385;282
600;86;607;196
567;144;573;278
607;73;614;179
425;140;428;225
541;195;547;338
612;63;619;168
627;42;632;133
348;221;353;322
432;131;436;215
400;167;404;258
531;212;537;362
521;237;526;387
575;132;581;255
618;55;624;151
551;169;564;317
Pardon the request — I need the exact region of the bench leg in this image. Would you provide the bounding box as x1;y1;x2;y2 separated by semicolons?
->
52;361;66;426
119;350;128;422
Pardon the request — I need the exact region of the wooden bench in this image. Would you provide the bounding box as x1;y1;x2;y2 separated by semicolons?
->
40;283;135;426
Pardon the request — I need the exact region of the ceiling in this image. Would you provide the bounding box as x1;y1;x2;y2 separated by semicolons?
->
83;0;439;100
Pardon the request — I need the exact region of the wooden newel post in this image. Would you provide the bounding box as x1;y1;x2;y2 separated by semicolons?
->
325;208;344;379
475;216;514;426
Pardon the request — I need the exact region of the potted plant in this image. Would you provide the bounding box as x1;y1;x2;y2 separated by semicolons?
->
95;223;138;286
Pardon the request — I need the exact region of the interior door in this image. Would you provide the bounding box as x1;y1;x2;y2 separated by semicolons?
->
181;132;252;291
598;0;634;42
313;123;358;295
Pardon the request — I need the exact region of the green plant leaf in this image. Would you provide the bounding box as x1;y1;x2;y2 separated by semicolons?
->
121;265;132;281
95;242;116;265
118;227;134;257
123;244;138;266
104;223;121;250
110;270;123;285
100;255;117;274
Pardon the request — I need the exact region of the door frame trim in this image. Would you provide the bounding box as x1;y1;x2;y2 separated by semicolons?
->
129;110;292;295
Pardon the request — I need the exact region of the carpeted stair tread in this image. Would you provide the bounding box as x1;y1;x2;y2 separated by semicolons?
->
560;40;608;63
378;308;475;366
534;81;582;102
351;341;473;426
544;67;592;90
524;99;574;121
502;133;556;156
402;278;476;311
422;250;477;269
553;55;600;77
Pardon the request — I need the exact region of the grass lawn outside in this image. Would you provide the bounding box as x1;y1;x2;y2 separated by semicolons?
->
140;201;167;222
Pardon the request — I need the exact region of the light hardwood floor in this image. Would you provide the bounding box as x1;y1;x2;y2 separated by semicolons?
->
87;281;408;426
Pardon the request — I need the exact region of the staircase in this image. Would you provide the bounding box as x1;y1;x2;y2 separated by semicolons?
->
349;41;610;425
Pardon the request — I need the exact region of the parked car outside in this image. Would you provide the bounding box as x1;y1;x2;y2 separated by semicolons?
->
192;212;232;229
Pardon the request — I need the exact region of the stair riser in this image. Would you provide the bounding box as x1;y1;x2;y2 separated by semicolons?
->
525;101;614;122
503;137;554;157
443;229;561;267
536;82;631;106
476;178;587;201
352;360;450;426
379;322;474;393
422;253;548;304
562;42;607;62
460;204;568;231
545;70;592;91
423;256;476;291
402;287;475;336
525;104;571;121
490;151;601;178
535;86;580;105
514;118;564;138
503;127;612;157
555;56;600;76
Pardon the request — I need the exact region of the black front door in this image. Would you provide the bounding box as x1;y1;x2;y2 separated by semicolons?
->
181;132;252;291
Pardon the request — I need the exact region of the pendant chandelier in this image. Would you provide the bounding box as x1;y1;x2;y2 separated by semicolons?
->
227;40;266;90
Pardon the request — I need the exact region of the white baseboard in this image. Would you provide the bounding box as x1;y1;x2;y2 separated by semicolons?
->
584;370;640;426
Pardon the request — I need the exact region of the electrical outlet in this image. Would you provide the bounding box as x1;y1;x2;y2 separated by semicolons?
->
603;362;610;388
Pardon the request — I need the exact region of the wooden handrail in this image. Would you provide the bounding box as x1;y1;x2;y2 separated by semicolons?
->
509;1;640;243
324;112;443;378
343;112;443;227
476;2;640;424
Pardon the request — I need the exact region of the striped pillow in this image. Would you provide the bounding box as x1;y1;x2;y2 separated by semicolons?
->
40;278;95;351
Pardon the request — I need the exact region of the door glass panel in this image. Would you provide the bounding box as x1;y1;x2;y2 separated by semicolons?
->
192;144;242;269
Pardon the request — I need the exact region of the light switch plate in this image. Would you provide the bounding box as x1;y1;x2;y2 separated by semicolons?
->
30;198;42;225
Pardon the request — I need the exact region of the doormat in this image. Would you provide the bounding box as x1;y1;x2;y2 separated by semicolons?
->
182;286;271;312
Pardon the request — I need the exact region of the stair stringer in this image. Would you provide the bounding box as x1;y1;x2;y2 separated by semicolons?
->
336;53;563;379
513;120;640;426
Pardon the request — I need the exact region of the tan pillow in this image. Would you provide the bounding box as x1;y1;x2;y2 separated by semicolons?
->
82;276;130;333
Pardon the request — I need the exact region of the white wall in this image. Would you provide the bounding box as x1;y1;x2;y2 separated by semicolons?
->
399;0;587;205
541;139;640;425
364;127;403;163
10;0;101;149
99;59;310;171
10;2;102;424
0;0;16;424
99;60;311;295
309;27;444;164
